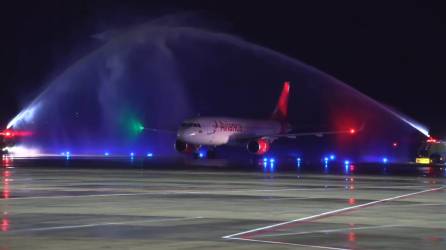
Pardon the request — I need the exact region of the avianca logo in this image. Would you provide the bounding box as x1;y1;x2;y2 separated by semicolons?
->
218;121;242;132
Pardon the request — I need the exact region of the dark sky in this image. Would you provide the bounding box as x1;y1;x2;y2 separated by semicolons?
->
1;1;445;135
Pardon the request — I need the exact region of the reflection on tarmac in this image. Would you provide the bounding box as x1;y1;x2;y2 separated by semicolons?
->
0;157;444;250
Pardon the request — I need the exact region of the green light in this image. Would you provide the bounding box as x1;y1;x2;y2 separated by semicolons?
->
120;110;145;138
129;118;144;135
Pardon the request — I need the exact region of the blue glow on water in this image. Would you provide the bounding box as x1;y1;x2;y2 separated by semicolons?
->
270;162;275;171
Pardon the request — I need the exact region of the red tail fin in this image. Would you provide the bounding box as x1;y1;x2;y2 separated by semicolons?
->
272;81;290;121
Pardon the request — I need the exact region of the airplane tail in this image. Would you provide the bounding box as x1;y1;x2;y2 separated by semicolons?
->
271;81;290;121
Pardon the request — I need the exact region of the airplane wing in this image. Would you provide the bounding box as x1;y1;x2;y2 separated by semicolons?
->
266;123;365;141
233;124;365;143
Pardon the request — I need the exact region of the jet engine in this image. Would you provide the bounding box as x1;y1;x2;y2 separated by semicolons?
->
247;138;270;155
174;139;199;153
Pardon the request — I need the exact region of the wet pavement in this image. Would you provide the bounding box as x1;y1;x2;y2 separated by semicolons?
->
0;157;445;249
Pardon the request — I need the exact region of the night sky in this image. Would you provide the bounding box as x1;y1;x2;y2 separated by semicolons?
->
1;1;445;135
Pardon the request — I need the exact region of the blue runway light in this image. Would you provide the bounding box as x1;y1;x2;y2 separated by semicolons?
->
382;157;388;164
104;152;110;156
270;158;275;163
324;157;329;162
147;153;153;157
330;154;336;160
344;160;350;165
263;157;268;162
270;162;275;171
130;152;134;157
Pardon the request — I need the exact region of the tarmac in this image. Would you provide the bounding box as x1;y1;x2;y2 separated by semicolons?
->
0;157;445;249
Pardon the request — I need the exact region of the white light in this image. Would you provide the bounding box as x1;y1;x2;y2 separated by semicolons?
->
4;145;40;157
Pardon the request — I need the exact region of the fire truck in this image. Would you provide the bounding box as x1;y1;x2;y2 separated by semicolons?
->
416;138;446;164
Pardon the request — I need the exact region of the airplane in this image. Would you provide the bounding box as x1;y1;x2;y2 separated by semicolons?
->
174;81;360;156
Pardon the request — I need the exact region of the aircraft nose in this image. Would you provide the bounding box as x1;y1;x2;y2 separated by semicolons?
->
177;128;197;140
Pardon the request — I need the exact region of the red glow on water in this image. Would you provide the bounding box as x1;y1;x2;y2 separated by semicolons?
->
348;231;356;242
2;170;10;199
350;164;355;171
2;171;10;178
1;218;9;232
349;197;356;205
2;156;12;168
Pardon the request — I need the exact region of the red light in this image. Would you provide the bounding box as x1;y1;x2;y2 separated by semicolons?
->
392;142;398;147
1;129;33;138
427;137;438;143
349;128;356;134
256;139;271;155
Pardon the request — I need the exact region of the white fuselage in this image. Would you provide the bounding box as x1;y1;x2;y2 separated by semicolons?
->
177;117;284;146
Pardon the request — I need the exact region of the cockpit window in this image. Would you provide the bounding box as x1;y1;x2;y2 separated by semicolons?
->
181;122;201;128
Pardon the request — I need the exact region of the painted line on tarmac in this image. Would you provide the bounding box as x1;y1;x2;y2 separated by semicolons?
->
8;216;204;233
227;237;351;250
222;186;444;247
257;224;402;237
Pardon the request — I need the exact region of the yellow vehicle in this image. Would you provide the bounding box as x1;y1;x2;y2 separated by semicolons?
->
416;138;446;164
